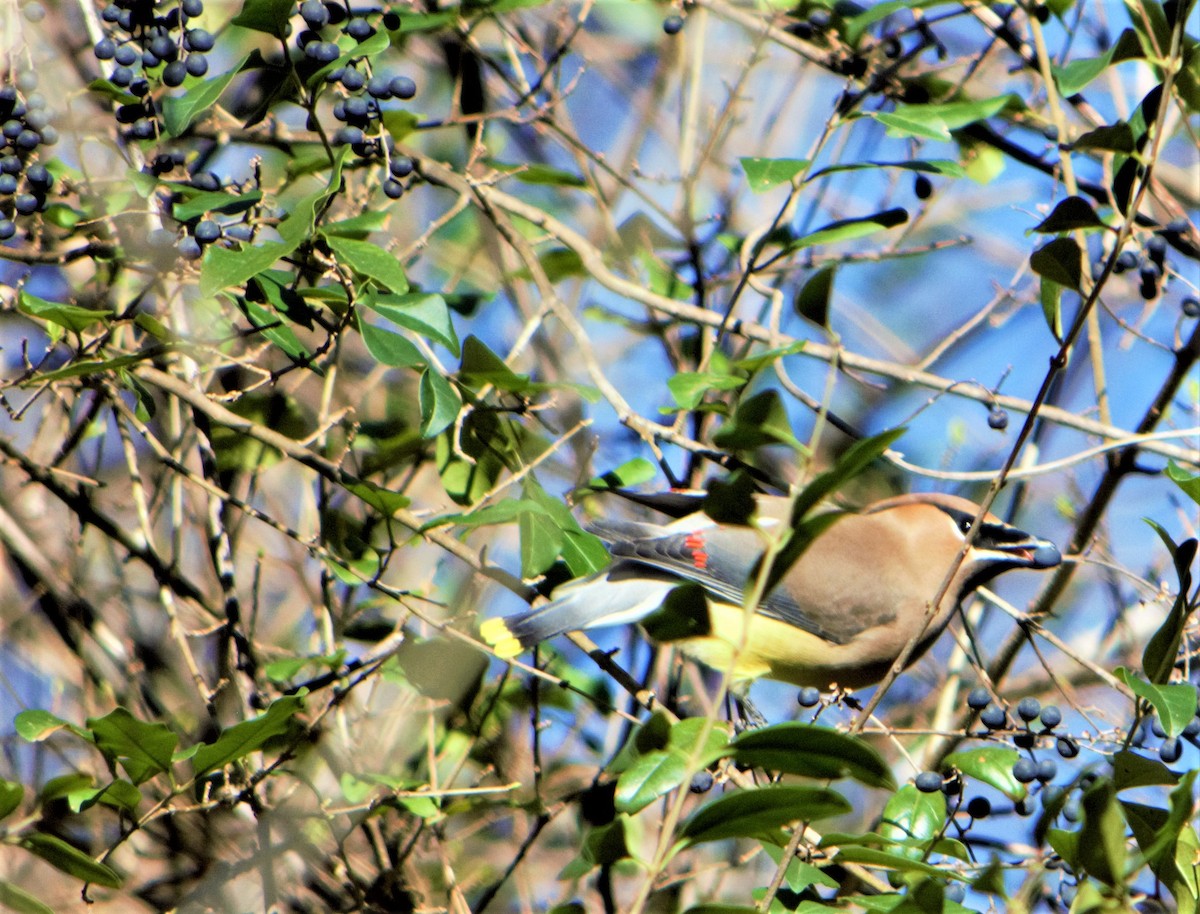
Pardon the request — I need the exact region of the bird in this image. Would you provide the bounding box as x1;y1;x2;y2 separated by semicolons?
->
480;491;1061;691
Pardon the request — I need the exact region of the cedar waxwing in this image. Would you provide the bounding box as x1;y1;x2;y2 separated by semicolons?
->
480;492;1061;690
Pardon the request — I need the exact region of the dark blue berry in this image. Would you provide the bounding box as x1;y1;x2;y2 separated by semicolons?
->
1114;250;1137;273
14;130;40;150
190;171;221;191
1056;736;1079;758
945;885;966;904
0;174;16;194
0;155;20;174
382;10;400;29
366;75;391;98
182;0;203;16
797;686;821;707
142;51;161;69
101;4;121;21
38;125;57;145
966;796;990;818
1151;717;1167;739
177;235;203;259
389;75;416;99
162;60;188;87
1039;705;1062;729
300;0;329;27
1017;697;1041;722
111;66;134;86
980;703;1007;731
1062;800;1080;822
2;120;22;139
346;17;373;40
14;193;39;215
382;178;403;199
114;44;138;66
1013;758;1037;783
130;118;156;139
16;72;36;92
1036;759;1057;782
915;771;942;793
129;79;150;97
185;28;214;52
94;37;117;60
186;53;209;77
334;125;364;145
194;220;221;243
988;407;1008;430
914;174;933;199
0;218;15;239
1183;298;1200;318
689;771;714;793
150;34;177;61
967;686;991;710
1160;738;1183;764
344;95;369;119
225;223;253;241
312;41;341;63
341;68;364;91
662;14;684;34
388;155;413;178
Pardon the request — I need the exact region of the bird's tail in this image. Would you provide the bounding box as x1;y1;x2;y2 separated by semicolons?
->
480;569;677;658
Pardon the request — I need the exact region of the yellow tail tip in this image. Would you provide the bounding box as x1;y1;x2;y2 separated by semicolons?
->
480;618;526;659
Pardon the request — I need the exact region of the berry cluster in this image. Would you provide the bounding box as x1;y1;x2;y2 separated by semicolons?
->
297;0;401;63
92;0;215;139
1108;221;1190;301
0;73;58;241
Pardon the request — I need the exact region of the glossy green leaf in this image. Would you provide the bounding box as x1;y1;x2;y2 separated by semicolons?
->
14;710;82;742
794;265;835;327
0;779;23;821
19;833;123;888
615;750;689;814
192;694;306;777
241;298;312;362
1166;463;1200;505
1077;778;1126;888
713;389;803;451
171;188;262;222
486;159;586;187
161;55;249;137
585;457;658;492
87;707;178;785
877;785;946;860
806;159;965;182
944;746;1025;800
680;785;851;845
1112;749;1178;789
1069;121;1137;153
1031;196;1108;233
1040;278;1063;342
740;157;809;192
730;722;896;789
1115;668;1198;737
1052;29;1143;95
344;478;410;516
667;371;746;410
518;500;563;577
231;0;295;36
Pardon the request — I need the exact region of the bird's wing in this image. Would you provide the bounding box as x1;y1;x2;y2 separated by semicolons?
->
597;523;866;646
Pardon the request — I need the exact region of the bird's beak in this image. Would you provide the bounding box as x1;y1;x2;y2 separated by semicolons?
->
992;534;1062;569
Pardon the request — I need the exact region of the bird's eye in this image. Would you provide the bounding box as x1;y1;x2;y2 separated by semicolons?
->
958;517;974;535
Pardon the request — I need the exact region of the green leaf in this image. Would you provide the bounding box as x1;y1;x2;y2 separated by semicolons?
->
17;290;111;333
1052;29;1144;95
788;427;906;522
794;265;835;327
192;694;306;777
585;458;658;493
357;311;425;368
786;208;908;252
0;779;23;821
231;0;299;37
1167;463;1200;505
485;159;586;187
806;159;966;182
729;723;896;789
1069;122;1136;153
343;478;410;516
321;212;390;239
366;292;459;354
875;110;951;141
524;481;611;576
240;297;312;363
171;187;262;222
419;367;462;438
1030;237;1083;291
1077;778;1126;888
161;55;249;137
73;779;142;816
877;785;946;860
680;785;851;845
326;235;409;294
0;879;56;914
1112;749;1178;789
87;707;178;785
1115;668;1199;737
615;750;689;814
304;31;390;88
19;833;123;888
1031;196;1108;233
667;371;746;411
712;389;802;451
14;709;80;742
740;157;810;192
944;746;1025;800
457;335;532;394
1040;278;1063;342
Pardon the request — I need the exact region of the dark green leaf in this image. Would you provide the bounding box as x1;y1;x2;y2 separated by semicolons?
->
730;723;896;789
192;694;306;777
641;583;712;643
794;265;835;327
703;470;759;526
240;297;312;362
877;785;946;860
1040;278;1063;342
806;158;966;181
789;427;906;521
1069;122;1136;153
161;55;249;137
1030;237;1083;291
19;833;123;888
1115;668;1198;737
1111;749;1179;789
1031;196;1108;233
713;389;802;451
615;750;689;814
320;212;390;239
231;0;296;36
680;785;851;845
87;707;178;785
667;371;745;411
171;188;262;222
1077;778;1126;887
519;501;563;577
486;160;586;187
740;157;810;192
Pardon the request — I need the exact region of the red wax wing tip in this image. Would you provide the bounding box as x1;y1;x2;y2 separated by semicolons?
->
685;532;709;569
